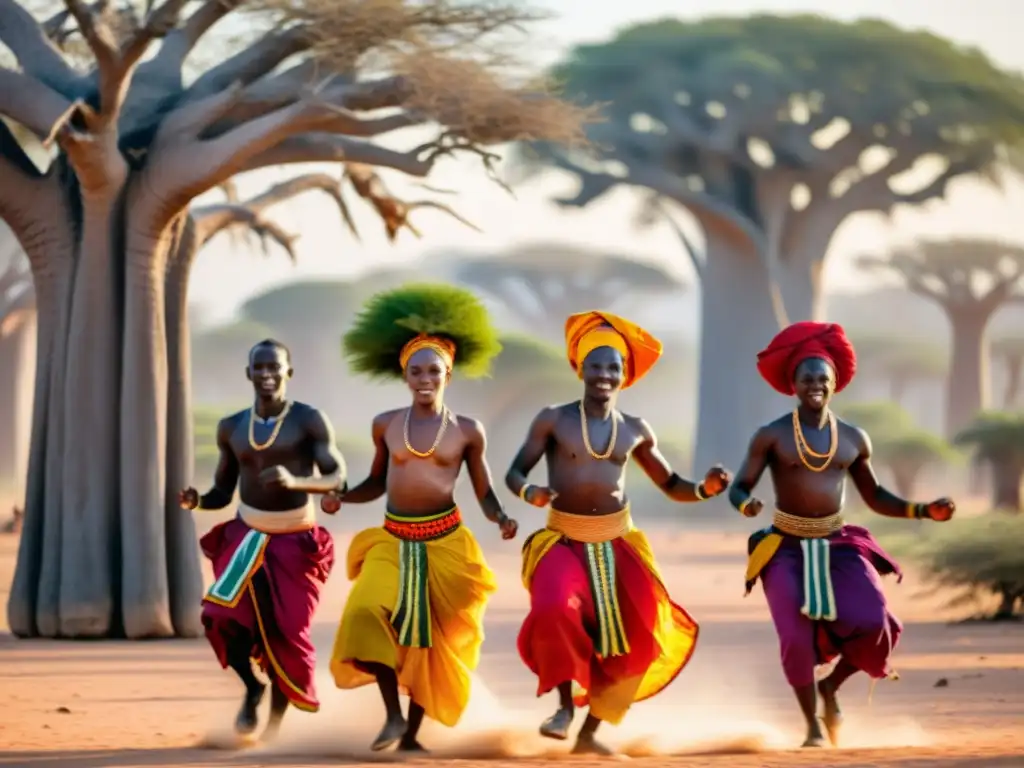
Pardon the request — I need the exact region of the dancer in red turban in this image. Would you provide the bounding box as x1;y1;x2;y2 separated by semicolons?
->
729;321;956;748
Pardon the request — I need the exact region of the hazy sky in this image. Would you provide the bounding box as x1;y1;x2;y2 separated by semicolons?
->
188;0;1024;322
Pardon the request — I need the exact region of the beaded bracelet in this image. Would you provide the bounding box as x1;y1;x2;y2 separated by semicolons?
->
518;484;533;503
738;498;751;516
694;483;708;501
906;502;926;519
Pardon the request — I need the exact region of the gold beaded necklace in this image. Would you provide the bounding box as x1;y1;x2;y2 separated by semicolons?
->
404;406;449;459
579;399;617;460
249;402;292;451
791;408;838;472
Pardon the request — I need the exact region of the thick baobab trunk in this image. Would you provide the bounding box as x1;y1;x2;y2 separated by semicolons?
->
890;462;918;499
946;312;990;438
162;215;203;637
58;192;124;636
119;222;175;638
1003;354;1022;408
989;459;1023;512
7;215;76;637
9;173;204;639
0;309;35;505
693;224;821;479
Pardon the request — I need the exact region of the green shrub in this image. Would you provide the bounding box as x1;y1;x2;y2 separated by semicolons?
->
883;513;1024;620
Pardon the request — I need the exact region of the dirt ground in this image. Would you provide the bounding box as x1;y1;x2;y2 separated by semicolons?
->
1;520;1022;768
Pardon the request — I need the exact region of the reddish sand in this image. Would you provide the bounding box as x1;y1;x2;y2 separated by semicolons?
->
1;521;1022;768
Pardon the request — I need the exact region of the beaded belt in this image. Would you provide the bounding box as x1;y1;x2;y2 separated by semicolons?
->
384;507;462;542
773;509;844;538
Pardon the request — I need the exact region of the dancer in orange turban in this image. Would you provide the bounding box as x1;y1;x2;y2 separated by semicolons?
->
730;321;956;748
506;310;731;755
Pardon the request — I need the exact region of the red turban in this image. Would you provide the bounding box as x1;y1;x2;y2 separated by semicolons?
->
756;321;857;396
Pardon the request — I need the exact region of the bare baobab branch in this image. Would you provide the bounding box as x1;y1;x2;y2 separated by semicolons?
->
0;0;82;96
345;163;480;240
193;171;361;259
145;0;241;72
183;26;315;102
0;69;80;146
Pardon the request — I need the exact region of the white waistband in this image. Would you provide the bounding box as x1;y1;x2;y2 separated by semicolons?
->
238;501;316;534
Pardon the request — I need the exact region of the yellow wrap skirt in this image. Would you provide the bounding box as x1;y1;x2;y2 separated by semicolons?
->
330;507;496;727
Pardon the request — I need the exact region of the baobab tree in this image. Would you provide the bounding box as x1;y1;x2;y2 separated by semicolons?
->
992;335;1024;408
0;0;590;639
852;334;946;407
0;237;34;508
858;239;1024;436
452;245;685;340
954;411;1024;513
515;15;1024;471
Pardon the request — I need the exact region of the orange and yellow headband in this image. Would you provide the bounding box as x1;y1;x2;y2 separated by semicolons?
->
399;334;456;371
573;326;629;377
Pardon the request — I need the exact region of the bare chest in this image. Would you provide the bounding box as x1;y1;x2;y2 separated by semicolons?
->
772;424;859;473
385;417;466;469
230;417;310;470
552;412;642;468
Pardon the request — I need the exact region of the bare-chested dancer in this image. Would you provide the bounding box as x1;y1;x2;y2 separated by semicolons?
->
180;339;345;741
506;311;731;755
730;321;955;748
321;284;517;753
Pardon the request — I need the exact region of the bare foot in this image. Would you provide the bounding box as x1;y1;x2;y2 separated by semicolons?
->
818;680;843;747
234;683;266;735
371;714;408;751
801;728;828;749
398;736;429;753
540;707;574;741
572;732;614;756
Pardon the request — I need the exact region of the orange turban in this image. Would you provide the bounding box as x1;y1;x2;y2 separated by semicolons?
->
565;311;663;389
756;321;857;396
399;334;456;371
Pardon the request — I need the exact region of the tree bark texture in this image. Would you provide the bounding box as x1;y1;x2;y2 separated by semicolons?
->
945;311;991;438
5;170;205;638
989;459;1023;513
692;221;821;481
0;309;35;505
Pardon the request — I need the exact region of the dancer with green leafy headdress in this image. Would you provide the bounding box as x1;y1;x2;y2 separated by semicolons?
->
321;283;517;752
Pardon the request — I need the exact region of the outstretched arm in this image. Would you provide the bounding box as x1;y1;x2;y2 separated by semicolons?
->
728;427;773;514
631;418;721;502
505;407;557;499
340;413;390;504
848;428;925;518
198;418;240;510
288;409;348;494
462;418;508;525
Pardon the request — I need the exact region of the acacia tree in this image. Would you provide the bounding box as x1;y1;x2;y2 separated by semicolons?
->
992;336;1024;408
852;335;946;406
858;239;1024;436
0;0;589;639
516;15;1024;470
452;245;685;340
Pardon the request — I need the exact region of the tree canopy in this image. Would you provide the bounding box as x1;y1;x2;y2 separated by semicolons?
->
515;14;1024;474
451;244;685;338
859;238;1024;435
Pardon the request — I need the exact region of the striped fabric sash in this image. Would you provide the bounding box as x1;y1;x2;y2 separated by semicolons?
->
205;529;269;607
385;508;462;649
800;538;837;621
392;539;432;648
584;541;630;658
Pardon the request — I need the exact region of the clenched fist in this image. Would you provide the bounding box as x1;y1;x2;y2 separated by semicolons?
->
926;498;955;522
321;490;342;515
701;465;732;496
179;487;199;510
